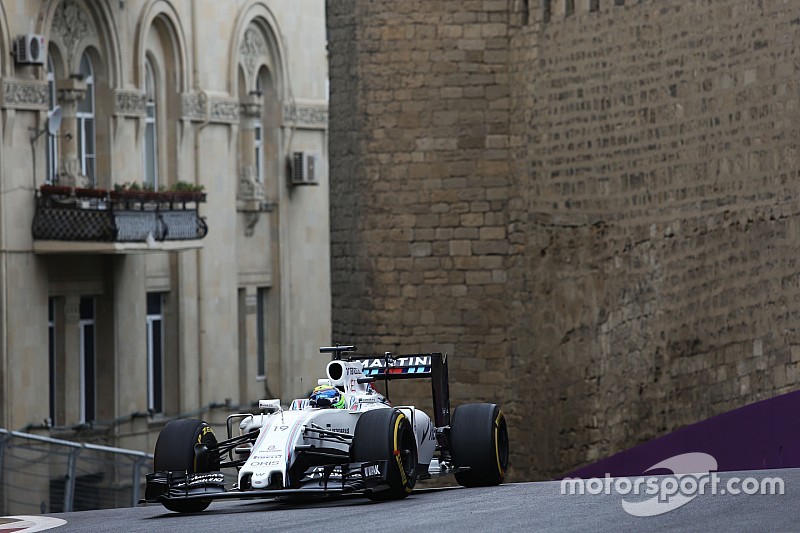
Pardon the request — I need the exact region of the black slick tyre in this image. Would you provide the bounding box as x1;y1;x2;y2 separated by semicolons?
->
351;408;417;500
450;403;509;487
153;419;219;513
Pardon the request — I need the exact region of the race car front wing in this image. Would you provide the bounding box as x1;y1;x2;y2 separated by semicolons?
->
143;459;390;504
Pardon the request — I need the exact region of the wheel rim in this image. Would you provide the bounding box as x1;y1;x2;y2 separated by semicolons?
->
398;424;416;482
391;413;416;491
495;412;509;475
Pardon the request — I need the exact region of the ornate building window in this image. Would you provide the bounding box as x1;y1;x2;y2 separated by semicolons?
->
146;292;164;415
254;77;264;184
46;55;59;184
79;296;96;424
144;59;159;190
77;53;96;186
48;297;57;424
257;287;267;378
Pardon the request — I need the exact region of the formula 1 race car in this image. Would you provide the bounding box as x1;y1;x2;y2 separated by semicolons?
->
143;345;509;512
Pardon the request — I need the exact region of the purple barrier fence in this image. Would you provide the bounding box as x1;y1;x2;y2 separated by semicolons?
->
565;389;800;479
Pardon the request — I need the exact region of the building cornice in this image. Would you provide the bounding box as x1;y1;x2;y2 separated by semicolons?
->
180;93;241;124
283;102;328;129
0;79;49;110
114;90;147;117
209;98;240;124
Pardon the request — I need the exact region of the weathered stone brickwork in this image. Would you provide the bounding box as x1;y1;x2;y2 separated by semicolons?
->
327;0;515;411
328;0;800;480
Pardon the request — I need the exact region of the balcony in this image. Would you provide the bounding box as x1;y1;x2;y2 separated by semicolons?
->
32;185;208;254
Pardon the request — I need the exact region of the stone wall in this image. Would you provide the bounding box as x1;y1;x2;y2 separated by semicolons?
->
327;0;515;407
328;0;800;480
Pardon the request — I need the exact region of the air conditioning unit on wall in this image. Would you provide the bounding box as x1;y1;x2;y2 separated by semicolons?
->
14;34;46;65
289;151;320;185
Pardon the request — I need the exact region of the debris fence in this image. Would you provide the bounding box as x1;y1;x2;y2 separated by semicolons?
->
0;428;152;515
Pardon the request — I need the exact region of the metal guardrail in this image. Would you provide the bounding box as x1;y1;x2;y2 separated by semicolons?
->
0;428;152;514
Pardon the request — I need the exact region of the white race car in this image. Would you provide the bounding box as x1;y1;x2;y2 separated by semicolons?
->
144;346;509;512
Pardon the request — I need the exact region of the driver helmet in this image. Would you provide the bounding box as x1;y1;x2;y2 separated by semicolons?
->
309;385;346;409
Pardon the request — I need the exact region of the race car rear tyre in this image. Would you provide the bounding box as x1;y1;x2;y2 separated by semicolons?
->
450;403;509;487
351;408;417;500
153;419;219;513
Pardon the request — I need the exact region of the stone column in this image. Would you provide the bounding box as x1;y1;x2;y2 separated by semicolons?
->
112;255;148;452
239;93;264;200
56;78;88;188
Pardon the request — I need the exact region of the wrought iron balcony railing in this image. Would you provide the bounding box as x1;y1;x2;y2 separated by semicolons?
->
32;186;208;250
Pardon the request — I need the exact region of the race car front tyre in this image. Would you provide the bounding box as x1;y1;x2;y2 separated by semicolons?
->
351;408;417;500
153;419;220;513
450;403;509;487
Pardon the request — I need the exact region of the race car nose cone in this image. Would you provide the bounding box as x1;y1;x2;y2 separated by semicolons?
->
252;470;284;489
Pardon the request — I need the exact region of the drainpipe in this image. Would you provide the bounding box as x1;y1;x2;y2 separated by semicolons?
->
192;5;210;406
1;109;8;429
193;101;209;407
1;186;6;432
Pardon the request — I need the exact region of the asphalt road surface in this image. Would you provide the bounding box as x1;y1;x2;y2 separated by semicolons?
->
3;468;798;532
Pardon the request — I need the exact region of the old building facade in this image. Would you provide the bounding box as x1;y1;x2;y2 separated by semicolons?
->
328;0;800;481
0;0;329;455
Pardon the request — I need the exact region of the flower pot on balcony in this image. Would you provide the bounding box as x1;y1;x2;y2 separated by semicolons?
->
173;191;207;203
110;190;148;203
74;187;109;199
39;184;73;198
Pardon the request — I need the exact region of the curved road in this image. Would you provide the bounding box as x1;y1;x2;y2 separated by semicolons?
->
3;468;798;532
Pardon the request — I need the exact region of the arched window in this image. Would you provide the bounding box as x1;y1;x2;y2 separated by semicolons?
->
254;76;264;184
144;59;159;189
46;55;59;184
77;53;96;186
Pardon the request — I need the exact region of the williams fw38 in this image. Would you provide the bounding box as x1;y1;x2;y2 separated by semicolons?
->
143;346;510;512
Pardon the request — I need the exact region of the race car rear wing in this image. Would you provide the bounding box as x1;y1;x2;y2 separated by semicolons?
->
355;354;435;379
319;346;451;433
